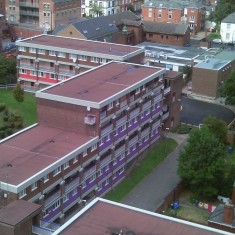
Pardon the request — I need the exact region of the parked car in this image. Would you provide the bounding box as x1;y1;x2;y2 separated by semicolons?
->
4;44;16;52
207;27;216;32
227;42;235;46
212;38;222;44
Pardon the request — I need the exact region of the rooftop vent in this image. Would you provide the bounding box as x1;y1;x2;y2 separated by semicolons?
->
83;30;88;34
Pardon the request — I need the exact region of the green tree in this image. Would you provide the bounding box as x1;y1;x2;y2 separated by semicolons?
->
89;3;102;17
0;56;17;84
181;65;192;84
178;127;226;199
13;84;24;103
220;70;235;105
203;116;227;144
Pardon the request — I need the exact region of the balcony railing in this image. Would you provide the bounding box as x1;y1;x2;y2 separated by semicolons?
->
100;110;107;120
20;10;39;16
19;2;39;8
164;86;171;95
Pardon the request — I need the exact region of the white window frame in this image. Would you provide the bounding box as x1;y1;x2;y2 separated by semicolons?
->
105;178;109;186
135;87;140;94
39;72;45;78
19;189;27;199
120;124;126;132
118;167;124;174
50;73;55;79
90;174;96;183
63;162;70;169
72;188;77;195
148;8;152;17
19;68;27;74
38;49;45;54
91;143;97;151
83;150;88;157
52;200;60;210
108;102;113;110
43;174;49;183
73;156;78;163
69;53;77;59
30;70;37;76
78;55;87;61
53;166;61;176
58;52;65;58
49;50;56;56
31;182;37;191
29;47;36;53
18;46;26;52
113;158;117;165
91;56;99;63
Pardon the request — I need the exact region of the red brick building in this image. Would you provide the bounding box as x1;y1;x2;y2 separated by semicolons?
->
142;0;206;34
15;35;144;91
143;21;190;46
6;0;81;38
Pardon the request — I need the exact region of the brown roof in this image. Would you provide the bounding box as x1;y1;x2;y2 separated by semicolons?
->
0;200;41;226
165;70;182;79
19;34;141;57
0;124;93;185
56;199;229;235
43;62;161;102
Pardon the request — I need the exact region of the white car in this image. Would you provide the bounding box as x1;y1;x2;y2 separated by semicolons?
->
212;39;222;44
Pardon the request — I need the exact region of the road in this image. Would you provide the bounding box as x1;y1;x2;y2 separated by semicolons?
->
180;96;235;126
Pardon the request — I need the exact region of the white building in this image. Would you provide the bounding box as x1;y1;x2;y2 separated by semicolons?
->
220;12;235;43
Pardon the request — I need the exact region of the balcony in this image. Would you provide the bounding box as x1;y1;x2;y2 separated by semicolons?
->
20;10;39;16
20;62;34;69
101;123;113;136
100;110;107;120
162;111;169;120
44;190;60;208
84;115;96;125
19;2;39;8
164;86;171;95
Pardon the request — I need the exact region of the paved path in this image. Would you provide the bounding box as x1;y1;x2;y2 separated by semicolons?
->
121;133;188;212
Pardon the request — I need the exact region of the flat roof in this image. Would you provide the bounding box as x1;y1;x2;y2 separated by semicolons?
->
0;124;94;186
53;198;234;235
194;58;230;70
37;62;163;108
0;200;41;226
16;34;143;58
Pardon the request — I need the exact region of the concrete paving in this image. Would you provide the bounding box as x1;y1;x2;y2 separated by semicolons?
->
121;133;188;212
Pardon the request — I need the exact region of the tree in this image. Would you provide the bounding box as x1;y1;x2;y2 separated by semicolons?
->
203;116;227;144
181;65;192;84
178;127;226;199
0;56;17;84
89;3;102;17
13;84;24;103
220;70;235;105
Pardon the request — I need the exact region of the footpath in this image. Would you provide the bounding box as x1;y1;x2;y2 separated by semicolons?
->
121;133;188;212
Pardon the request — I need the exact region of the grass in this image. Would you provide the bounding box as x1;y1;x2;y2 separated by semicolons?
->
0;89;37;126
105;138;177;202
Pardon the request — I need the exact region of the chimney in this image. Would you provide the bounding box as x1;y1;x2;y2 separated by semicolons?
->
232;181;235;205
223;204;234;224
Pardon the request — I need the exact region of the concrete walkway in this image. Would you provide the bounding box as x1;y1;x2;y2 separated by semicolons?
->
121;133;188;212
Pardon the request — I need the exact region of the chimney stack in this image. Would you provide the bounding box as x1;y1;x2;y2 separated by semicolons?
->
223;204;234;224
232;181;235;205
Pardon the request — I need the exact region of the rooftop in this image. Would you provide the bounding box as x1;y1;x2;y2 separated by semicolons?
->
222;12;235;24
52;198;234;235
0;124;94;186
194;58;230;70
16;34;143;58
37;62;163;107
0;200;41;226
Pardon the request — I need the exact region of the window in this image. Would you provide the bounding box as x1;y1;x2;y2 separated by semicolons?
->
58;75;66;80
69;65;73;70
91;143;97;151
50;62;54;67
43;174;49;183
52;200;60;210
50;74;55;79
90;174;96;182
19;69;26;74
148;8;152;17
29;47;36;53
53;166;61;176
69;53;77;59
39;72;45;78
105;178;109;186
158;9;162;18
108;102;113;110
63;194;68;202
30;70;37;76
118;167;124;174
78;55;87;61
99;137;104;146
58;52;65;58
105;164;109;171
144;135;149;142
73;156;78;163
100;58;107;63
119;152;125;160
82;182;86;189
98;168;103;176
135;87;140;94
113;172;117;179
113;158;117;165
72;188;77;195
227;23;231;30
38;49;45;54
63;162;69;169
49;50;56;56
166;36;169;39
91;57;99;63
19;189;27;199
31;182;37;191
149;33;153;38
83;150;87;157
120;124;126;132
18;46;26;52
161;35;163;39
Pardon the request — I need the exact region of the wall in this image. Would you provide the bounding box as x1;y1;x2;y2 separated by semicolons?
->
56;24;87;39
9;25;42;38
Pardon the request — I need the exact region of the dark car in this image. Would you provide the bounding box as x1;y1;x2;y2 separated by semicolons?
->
227;42;235;46
4;44;16;51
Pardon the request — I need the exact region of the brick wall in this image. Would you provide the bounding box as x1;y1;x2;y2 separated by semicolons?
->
9;26;42;38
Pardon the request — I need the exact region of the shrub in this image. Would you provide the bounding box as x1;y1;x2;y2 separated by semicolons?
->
0;103;6;112
3;115;9;122
0;130;5;139
178;125;192;134
14;121;23;129
5;128;13;136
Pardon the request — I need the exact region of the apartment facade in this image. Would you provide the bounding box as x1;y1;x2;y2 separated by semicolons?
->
6;0;81;37
142;0;206;33
15;35;144;91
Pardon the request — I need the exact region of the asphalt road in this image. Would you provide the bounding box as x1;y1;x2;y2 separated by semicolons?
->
180;96;235;126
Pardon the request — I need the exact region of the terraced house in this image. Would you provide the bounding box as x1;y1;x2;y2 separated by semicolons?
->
0;61;182;226
15;34;144;91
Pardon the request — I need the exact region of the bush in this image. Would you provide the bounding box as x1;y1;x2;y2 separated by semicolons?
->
14;121;23;129
5;128;13;136
0;130;5;139
178;125;192;134
3;115;9;122
0;103;6;112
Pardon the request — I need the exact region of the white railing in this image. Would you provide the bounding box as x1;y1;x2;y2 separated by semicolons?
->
164;86;171;95
100;110;106;119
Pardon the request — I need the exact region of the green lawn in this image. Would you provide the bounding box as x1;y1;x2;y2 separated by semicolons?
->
0;89;37;126
105;138;177;202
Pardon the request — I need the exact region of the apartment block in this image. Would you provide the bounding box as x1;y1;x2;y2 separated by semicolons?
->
6;0;81;38
0;61;182;229
142;0;206;33
15;35;145;91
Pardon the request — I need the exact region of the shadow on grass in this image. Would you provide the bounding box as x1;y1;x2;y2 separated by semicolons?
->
105;138;177;202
